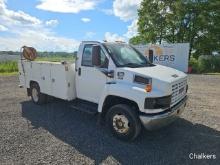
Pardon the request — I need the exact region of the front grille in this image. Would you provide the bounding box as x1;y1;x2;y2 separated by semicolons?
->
171;79;187;106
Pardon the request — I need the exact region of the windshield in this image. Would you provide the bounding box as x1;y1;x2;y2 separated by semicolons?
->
103;43;153;68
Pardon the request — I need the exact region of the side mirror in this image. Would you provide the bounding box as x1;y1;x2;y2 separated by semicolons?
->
92;45;101;67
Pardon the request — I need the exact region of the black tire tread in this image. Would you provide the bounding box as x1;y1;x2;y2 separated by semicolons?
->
30;83;47;105
106;104;141;141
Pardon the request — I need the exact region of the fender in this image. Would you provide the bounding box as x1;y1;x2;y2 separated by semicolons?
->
98;81;169;113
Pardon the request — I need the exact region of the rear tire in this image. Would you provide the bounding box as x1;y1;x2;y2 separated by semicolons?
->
30;83;47;105
106;104;141;141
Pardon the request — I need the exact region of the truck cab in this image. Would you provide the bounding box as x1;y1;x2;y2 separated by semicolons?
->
18;41;188;141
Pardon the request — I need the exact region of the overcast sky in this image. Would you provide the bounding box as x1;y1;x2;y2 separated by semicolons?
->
0;0;141;52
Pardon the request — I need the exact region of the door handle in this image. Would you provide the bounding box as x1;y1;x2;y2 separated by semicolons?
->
78;67;81;76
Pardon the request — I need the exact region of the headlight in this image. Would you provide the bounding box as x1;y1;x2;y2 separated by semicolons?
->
144;95;171;109
134;75;152;92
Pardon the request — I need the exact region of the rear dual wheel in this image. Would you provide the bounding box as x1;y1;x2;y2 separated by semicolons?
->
106;104;141;141
30;83;47;104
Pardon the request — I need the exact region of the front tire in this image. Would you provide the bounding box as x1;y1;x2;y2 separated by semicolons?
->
106;104;141;141
30;83;47;105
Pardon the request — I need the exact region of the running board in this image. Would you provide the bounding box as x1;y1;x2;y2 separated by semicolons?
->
69;99;98;115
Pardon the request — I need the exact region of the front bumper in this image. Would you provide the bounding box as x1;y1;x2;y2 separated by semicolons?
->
139;96;188;130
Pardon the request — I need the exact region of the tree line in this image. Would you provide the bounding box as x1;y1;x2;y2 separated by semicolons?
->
0;51;77;57
129;0;220;59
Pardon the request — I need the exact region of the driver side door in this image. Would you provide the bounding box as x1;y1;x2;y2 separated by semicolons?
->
75;44;109;103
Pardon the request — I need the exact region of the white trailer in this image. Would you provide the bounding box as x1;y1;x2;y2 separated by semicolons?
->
134;43;190;72
18;41;188;141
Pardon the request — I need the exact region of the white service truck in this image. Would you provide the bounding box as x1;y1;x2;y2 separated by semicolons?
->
18;41;188;141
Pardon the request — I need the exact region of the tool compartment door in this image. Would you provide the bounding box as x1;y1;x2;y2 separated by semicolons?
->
40;63;51;95
50;64;68;100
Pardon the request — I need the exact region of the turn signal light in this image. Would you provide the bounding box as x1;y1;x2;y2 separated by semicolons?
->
145;84;152;92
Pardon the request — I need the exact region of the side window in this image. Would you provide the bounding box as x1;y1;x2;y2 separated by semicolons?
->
82;44;109;68
100;49;109;68
82;45;93;66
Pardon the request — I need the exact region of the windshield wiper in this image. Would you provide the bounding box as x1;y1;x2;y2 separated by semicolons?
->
120;63;144;68
140;61;156;66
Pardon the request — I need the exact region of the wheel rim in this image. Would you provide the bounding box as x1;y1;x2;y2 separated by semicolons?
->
112;114;130;134
32;88;39;102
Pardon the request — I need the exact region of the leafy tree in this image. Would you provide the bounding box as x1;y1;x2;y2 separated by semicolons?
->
130;0;220;58
129;35;147;45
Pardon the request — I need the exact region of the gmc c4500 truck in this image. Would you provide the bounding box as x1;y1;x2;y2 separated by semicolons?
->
18;41;188;141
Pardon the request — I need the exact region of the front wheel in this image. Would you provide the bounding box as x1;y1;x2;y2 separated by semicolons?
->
106;104;141;141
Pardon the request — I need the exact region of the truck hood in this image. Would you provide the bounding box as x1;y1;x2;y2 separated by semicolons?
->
123;64;187;83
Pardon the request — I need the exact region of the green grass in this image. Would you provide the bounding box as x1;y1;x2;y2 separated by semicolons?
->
36;56;75;62
0;56;75;74
0;72;18;76
0;61;18;73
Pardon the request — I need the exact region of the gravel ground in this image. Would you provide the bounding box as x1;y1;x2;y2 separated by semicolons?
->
0;75;219;165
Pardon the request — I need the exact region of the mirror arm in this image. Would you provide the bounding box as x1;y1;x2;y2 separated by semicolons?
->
96;68;114;78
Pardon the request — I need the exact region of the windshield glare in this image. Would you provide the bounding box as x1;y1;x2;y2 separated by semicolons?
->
104;43;151;67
